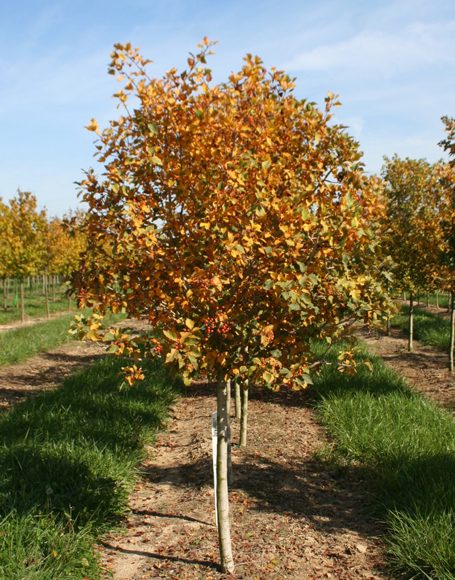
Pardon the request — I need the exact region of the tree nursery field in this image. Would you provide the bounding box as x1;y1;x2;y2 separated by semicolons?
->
0;39;454;579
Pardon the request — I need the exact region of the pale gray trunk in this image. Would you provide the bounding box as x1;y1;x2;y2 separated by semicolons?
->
20;281;25;323
226;380;233;485
1;279;6;310
436;291;439;309
234;380;241;420
408;294;414;352
450;292;455;373
44;272;50;318
239;381;249;448
386;314;391;336
216;380;235;574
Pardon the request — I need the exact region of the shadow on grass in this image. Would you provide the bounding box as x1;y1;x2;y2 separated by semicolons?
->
0;356;180;532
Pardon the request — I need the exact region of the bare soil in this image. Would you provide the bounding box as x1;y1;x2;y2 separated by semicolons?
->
361;326;455;413
0;340;104;410
100;384;387;579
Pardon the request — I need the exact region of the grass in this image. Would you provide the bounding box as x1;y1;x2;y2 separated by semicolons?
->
0;355;180;579
402;292;451;310
312;341;455;579
0;316;75;366
0;283;73;325
392;305;451;351
0;312;126;367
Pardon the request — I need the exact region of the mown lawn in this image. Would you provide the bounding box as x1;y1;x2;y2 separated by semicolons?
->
312;341;455;579
0;355;179;579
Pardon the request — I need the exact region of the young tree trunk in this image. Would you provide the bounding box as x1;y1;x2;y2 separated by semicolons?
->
450;291;455;373
44;272;50;318
436;291;439;309
216;380;235;574
52;276;56;302
234;380;241;420
20;280;25;323
386;314;391;336
426;294;430;307
226;380;233;485
239;381;249;448
1;279;6;311
408;293;414;352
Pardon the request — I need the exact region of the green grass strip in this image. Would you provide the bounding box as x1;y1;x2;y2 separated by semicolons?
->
0;312;126;367
0;355;179;579
392;305;451;351
0;316;75;366
312;342;455;579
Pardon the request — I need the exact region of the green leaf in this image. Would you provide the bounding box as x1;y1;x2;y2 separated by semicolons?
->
163;329;178;341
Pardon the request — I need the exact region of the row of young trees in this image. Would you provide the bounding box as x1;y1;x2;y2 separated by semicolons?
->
0;191;86;321
380;124;455;364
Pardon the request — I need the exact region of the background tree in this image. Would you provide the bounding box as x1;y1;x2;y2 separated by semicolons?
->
381;156;448;351
0;199;11;310
438;118;455;370
3;191;47;322
76;40;391;573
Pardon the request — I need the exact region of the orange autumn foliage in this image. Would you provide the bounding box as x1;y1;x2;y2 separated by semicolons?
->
76;40;391;387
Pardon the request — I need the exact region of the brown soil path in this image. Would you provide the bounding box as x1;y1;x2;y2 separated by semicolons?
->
0;339;104;410
100;385;386;579
361;326;455;412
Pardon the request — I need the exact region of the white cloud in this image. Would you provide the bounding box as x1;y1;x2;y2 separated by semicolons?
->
287;20;455;76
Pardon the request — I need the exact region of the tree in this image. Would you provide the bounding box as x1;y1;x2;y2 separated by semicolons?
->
0;199;11;310
438;118;455;370
76;40;391;573
381;156;448;351
3;191;47;322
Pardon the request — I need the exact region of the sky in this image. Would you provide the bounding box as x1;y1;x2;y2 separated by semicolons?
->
0;0;454;216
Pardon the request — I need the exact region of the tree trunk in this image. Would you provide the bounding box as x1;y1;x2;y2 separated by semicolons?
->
234;380;241;420
408;293;414;352
426;294;429;307
1;279;6;311
216;380;235;574
52;276;56;302
239;381;249;447
226;380;233;485
450;291;455;373
20;280;25;323
436;291;439;309
44;273;50;318
386;314;391;336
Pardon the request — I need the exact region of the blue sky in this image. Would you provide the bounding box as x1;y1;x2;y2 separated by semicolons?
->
0;0;454;216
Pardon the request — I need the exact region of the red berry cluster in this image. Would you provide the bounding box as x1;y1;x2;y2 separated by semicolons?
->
204;316;231;336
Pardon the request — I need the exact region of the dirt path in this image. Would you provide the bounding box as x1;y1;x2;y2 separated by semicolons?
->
100;385;386;579
0;339;104;410
361;327;455;412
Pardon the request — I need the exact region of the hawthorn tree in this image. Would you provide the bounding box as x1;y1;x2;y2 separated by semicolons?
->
76;40;391;573
381;156;448;351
